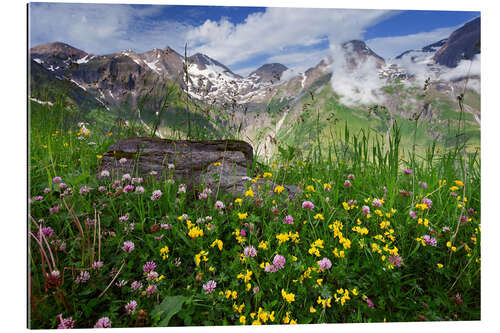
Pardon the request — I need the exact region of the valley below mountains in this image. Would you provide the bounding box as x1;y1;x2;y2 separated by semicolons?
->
29;18;481;159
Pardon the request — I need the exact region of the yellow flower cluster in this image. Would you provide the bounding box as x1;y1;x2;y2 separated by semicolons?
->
352;225;369;235
188;225;204;239
281;289;295;303
274;185;285;194
249;307;275;325
282;311;296;324
415;203;429;210
334;288;351;306
342;201;356;210
308;238;324;257
210;239;223;251
263;172;273;178
313;213;325;220
160;245;169;260
237;270;253;283
245;187;254;197
232;228;246;244
194;250;208;266
233;302;245;314
276;231;300;245
317;295;332;308
237;212;248;220
306;185;316;192
258;241;268;250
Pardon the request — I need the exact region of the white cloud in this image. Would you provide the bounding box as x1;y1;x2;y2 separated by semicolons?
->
187;8;397;67
29;3;193;54
366;26;458;59
328;43;387;107
440;54;481;81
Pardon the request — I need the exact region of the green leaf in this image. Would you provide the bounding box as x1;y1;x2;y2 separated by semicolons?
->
152;295;189;327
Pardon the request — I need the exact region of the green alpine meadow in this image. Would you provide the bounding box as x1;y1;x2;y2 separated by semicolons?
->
28;3;481;328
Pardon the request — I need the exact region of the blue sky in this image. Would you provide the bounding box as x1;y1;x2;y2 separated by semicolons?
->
29;2;479;76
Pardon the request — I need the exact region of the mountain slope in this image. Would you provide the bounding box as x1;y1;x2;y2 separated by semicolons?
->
434;17;480;67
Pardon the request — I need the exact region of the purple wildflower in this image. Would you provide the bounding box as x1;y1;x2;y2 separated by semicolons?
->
403;169;412;175
362;205;371;216
284;215;294;224
119;158;127;164
43;187;51;194
59;183;67;190
409;210;417;219
347;173;355;180
302;201;315;210
57;314;75;329
33;195;44;202
214;200;225;210
366;297;375;308
422;198;432;209
94;317;111;328
147;271;159;281
131;281;143;291
318;257;332;271
344;180;352;188
75;271;90;283
92;261;104;270
121;241;135;253
143;261;157;274
202;280;217;294
122;173;131;182
100;170;110;177
41;227;55;238
125;300;137;315
240;229;247;237
151;190;162;201
132;177;143;185
422;235;437;246
253;286;260;294
372;198;382;207
79;186;90;195
388;255;403;267
98;186;106;192
146;285;157;297
123;184;134;193
135;186;144;194
273;254;286;270
243;246;257;258
53;176;62;183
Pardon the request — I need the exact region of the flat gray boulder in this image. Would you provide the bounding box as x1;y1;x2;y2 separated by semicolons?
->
98;137;299;198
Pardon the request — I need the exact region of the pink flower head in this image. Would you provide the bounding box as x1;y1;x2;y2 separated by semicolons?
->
116;280;128;287
151;190;162;201
40;227;55;238
409;210;417;219
79;186;90;195
243;246;257;258
284;215;294;224
422;235;437;246
253;286;260;294
33;195;44;201
132;177;143;185
119;158;127;164
344;180;352;188
372;198;382;207
135;186;145;194
366;297;375;308
122;173;132;182
302;201;315;210
264;264;278;273
75;271;90;283
146;285;157;297
362;205;371;216
125;300;137;314
420;181;428;189
318;257;332;271
214;200;225;210
403;169;413;175
92;261;104;269
98;186;106;192
147;271;159;281
273;254;286;270
131;281;143;291
112;180;120;188
44;187;51;194
94;317;111;328
123;184;134;193
202;280;217;294
53;176;62;183
240;229;247;237
57;314;75;329
143;261;157;273
388;255;403;267
100;170;110;177
121;241;135;253
59;183;68;190
347;173;355;180
422;198;432;209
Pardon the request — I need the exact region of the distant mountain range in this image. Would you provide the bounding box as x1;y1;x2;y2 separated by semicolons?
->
29;17;481;157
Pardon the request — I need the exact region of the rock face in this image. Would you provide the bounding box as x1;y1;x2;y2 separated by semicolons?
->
434;17;480;67
98;137;299;198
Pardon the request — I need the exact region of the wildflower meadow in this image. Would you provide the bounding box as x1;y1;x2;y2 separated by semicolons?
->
28;92;480;328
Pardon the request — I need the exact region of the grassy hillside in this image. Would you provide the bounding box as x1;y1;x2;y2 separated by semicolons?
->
28;88;480;328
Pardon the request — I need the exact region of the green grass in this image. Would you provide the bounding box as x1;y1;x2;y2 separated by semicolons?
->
28;88;480;328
